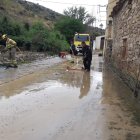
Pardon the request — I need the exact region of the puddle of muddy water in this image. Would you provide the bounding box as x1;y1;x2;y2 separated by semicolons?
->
0;69;103;140
0;69;102;101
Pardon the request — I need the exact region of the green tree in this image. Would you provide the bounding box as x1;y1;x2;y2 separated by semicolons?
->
64;6;93;23
47;30;69;53
26;22;69;53
55;17;85;42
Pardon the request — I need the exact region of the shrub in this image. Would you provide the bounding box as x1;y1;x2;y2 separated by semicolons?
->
0;17;69;54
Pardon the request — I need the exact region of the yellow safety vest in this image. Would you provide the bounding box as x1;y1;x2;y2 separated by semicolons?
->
6;38;17;49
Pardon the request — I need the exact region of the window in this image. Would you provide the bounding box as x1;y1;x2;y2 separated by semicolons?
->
122;38;128;59
108;20;112;26
128;0;132;5
75;35;89;41
128;0;132;9
108;20;112;38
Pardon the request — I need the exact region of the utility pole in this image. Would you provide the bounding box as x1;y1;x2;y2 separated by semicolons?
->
98;5;107;28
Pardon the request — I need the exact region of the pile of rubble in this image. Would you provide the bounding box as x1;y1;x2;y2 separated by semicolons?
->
0;51;47;65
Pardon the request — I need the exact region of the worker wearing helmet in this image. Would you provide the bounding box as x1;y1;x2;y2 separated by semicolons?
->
2;34;18;68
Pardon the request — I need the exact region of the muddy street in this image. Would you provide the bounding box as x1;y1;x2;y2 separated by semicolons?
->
0;55;140;140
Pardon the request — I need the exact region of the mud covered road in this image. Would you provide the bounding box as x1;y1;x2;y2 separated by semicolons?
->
0;55;140;140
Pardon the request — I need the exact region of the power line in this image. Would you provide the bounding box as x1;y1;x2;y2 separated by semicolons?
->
27;0;107;7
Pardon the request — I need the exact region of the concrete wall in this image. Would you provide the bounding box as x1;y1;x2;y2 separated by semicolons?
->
95;36;105;50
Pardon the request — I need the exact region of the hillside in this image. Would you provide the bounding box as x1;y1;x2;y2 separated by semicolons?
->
0;0;62;28
0;0;104;54
0;0;69;54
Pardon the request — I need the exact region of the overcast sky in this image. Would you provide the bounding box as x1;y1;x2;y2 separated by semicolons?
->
26;0;108;28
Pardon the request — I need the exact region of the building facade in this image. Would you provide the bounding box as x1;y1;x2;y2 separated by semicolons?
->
104;0;118;59
105;0;140;91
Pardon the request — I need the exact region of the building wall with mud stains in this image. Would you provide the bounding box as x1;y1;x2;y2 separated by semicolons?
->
110;0;140;90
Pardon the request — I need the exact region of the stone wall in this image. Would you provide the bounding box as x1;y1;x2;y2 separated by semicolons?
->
111;0;140;90
105;0;118;39
104;0;118;62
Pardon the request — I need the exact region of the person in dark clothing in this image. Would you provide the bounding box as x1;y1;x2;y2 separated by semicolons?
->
70;40;77;56
81;41;92;71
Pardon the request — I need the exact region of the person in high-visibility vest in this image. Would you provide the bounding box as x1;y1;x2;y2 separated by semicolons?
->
2;34;18;68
